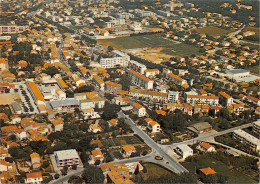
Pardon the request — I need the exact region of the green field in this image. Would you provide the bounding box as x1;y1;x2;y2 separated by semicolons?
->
196;26;232;37
98;34;200;57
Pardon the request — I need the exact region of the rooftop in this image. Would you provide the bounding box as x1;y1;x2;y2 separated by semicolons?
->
54;149;80;160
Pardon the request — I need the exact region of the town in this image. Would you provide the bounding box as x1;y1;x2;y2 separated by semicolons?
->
0;0;259;183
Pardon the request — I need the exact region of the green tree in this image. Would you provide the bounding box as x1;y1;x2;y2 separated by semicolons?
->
82;165;104;183
102;102;121;120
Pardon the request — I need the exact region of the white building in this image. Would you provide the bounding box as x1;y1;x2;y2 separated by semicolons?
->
93;75;105;91
137;11;155;17
197;142;215;152
0;160;12;172
129;88;168;102
128;70;153;89
132;103;146;117
148;121;161;133
253;120;260;135
54;149;80;168
25;172;43;184
80;98;105;109
218;91;233;106
100;50;130;68
168;91;179;102
128;60;147;74
174;144;193;159
144;69;160;78
55;89;66;100
233;129;260;152
225;69;250;81
186;95;219;105
166;73;187;86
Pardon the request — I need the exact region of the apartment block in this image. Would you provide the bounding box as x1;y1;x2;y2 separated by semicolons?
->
54;149;80;168
233;129;260;152
128;70;153;89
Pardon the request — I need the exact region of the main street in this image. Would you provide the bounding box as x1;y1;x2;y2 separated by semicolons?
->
118;111;189;173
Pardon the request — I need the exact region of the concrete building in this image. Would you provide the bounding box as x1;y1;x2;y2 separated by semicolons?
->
233;129;260;152
166;73;187;86
30;153;41;169
100;50;130;68
52;119;64;132
168;91;179;102
128;70;153;89
187;122;213;134
174;144;193;159
54;149;80;168
253;120;260;135
225;69;250;81
26;81;45;105
186;95;219;105
197;142;215;152
144;69;160;78
218;91;233;106
122;145;136;158
132;103;146;117
105;81;122;93
93;75;105;91
128;60;147;74
148;121;161;133
129;88;168;102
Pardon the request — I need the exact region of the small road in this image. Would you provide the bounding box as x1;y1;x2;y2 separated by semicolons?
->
50;168;84;184
118;111;188;173
240;40;260;46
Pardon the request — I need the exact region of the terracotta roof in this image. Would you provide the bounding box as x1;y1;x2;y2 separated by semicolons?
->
91;149;104;160
26;172;42;179
168;73;184;82
30;152;40;159
27;81;45;102
200;167;216;175
128;70;151;82
219;91;231;99
56;78;69;88
93;75;104;85
187;95;219;99
129;88;167;97
132;103;144;110
199;142;213;150
109;119;118;125
52;119;64;126
155;110;166;116
105;81;120;87
122;145;135;153
1;125;18;132
149;121;160;127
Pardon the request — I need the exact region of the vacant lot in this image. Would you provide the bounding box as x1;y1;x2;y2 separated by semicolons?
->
0;93;21;105
195;26;232;37
100;135;144;148
98;34;200;60
141;162;173;181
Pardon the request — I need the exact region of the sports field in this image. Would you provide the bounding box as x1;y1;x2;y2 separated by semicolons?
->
195;26;232;37
97;34;200;59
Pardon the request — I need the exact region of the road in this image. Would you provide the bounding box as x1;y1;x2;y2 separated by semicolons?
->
50;168;84;184
118;111;188;173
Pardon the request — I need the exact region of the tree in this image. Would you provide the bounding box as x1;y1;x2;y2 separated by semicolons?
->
42;161;50;168
102;102;121;120
42;66;60;77
72;164;77;170
82;165;104;183
61;169;67;176
54;174;60;179
68;175;83;184
224;83;230;90
108;46;114;52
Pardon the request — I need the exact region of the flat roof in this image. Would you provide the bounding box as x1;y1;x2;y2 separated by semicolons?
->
233;129;260;145
54;149;79;160
50;99;79;108
226;69;249;74
177;144;193;152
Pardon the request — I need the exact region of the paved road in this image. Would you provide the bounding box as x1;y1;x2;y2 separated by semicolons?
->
50;168;84;184
118;111;188;173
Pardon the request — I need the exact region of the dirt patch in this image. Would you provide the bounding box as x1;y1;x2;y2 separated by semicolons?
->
0;93;21;105
126;47;172;63
196;26;232;37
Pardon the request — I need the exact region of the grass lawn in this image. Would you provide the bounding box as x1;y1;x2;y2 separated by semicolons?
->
183;155;257;183
195;26;232;37
101;136;145;148
97;34;200;57
141;162;173;181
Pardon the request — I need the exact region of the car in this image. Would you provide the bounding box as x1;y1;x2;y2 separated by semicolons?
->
154;156;163;160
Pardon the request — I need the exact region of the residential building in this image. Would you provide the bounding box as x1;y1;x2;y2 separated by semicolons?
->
122;145;136;158
52;119;64;132
128;70;153;89
100;50;130;68
30;153;41;169
80;97;105;109
82;108;100;119
132;103;146;117
55;89;66;100
0;147;8;160
0;26;27;35
129;88;168;102
108;119;118;127
105;81;122;93
25;172;43;184
54;149;80;168
233;129;260;152
0;160;12;172
253;120;260;135
128;60;147;74
197;142;215;152
50;99;80;112
144;69;160;78
246;96;260;106
93;75;105;91
168;91;179;102
199;167;216;176
233;104;244;115
166;73;187;86
89;121;102;133
186;95;219;105
89;149;104;165
148;121;161;133
218;91;233;106
174;144;193;159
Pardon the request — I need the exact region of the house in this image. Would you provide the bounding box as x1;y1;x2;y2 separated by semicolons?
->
197;142;215;152
89;121;102;133
14;129;27;140
89;149;104;165
132;103;146;117
0;147;8;160
30;153;41;169
52;119;64;132
148;121;161;133
108;119;118;127
54;149;80;168
187;122;213;134
174;144;193;159
1;125;18;136
199;167;216;176
0;160;12;172
105;81;122;93
246;96;260;106
122;145;136;158
93;75;105;91
25;172;43;184
218;91;233;106
144;69;160;78
233;104;244;115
